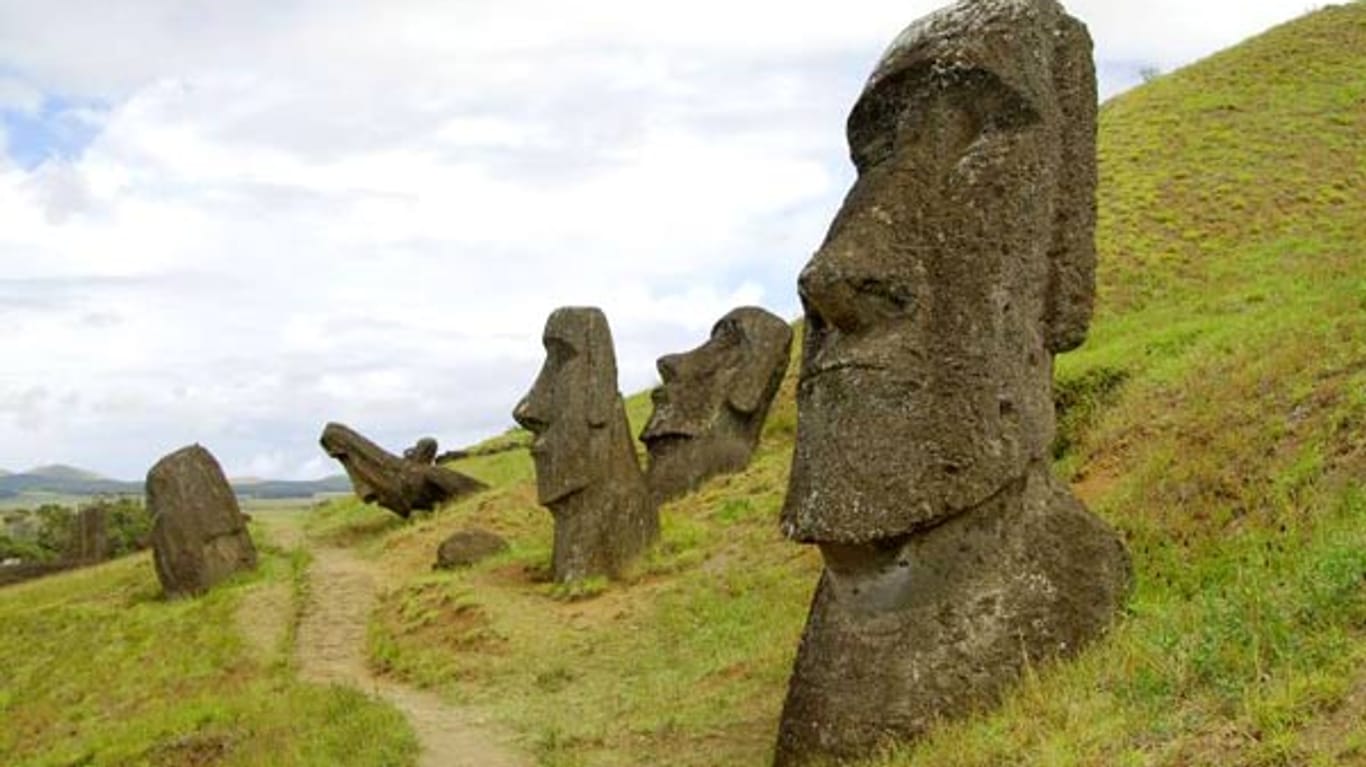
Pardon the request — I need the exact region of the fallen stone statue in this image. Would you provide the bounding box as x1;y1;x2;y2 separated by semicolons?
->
640;306;793;502
773;0;1133;762
319;423;488;518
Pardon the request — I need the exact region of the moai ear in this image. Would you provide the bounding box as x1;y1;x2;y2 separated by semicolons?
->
727;320;794;415
584;309;620;429
1044;14;1098;355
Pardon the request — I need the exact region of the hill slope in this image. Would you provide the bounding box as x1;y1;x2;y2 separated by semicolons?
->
4;3;1365;766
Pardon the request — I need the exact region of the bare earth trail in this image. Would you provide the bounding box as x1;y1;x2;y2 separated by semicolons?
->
250;512;527;767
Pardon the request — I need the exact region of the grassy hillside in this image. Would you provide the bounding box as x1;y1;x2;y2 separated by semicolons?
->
308;4;1366;765
0;523;419;765
4;3;1364;766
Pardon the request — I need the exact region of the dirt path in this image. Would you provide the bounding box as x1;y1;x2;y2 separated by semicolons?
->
250;513;527;767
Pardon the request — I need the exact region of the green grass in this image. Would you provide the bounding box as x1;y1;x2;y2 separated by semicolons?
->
0;527;419;766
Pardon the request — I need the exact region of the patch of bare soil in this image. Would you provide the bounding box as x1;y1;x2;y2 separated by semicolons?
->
296;544;527;767
148;733;232;766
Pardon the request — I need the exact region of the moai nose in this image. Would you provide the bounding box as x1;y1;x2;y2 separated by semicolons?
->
512;395;547;433
798;255;864;335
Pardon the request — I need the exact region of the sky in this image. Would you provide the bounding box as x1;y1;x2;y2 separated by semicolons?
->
0;0;1327;481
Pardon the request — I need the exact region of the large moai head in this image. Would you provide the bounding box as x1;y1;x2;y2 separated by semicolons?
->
773;3;1126;762
513;307;623;505
640;306;793;500
782;0;1097;544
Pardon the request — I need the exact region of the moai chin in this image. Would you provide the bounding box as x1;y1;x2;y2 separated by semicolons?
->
513;307;658;582
774;1;1132;763
640;306;793;502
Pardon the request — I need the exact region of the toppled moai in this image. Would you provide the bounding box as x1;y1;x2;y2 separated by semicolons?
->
147;444;258;598
319;424;488;518
774;1;1132;762
513;307;657;582
68;505;110;565
640;307;793;502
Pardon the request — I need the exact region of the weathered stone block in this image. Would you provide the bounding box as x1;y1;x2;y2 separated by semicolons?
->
147;444;257;598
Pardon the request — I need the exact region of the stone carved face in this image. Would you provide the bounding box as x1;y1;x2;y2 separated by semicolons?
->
640;306;792;446
782;0;1097;543
320;422;401;505
513;307;620;505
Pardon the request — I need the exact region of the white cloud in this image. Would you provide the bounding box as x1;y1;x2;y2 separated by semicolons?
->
0;74;42;113
0;0;1322;478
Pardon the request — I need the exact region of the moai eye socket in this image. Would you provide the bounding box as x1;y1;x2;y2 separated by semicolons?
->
848;64;1040;176
544;336;578;363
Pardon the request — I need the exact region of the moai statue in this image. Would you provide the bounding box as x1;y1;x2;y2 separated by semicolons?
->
319;423;487;518
147;444;258;598
773;1;1132;763
513;307;657;582
640;307;793;502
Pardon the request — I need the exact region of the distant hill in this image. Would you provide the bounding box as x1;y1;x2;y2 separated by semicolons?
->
22;464;106;482
0;467;353;502
233;476;353;500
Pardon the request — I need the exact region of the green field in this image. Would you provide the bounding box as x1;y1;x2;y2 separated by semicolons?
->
0;514;418;766
3;3;1365;765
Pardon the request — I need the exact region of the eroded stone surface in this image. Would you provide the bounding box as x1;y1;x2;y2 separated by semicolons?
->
319;424;488;518
147;444;257;598
774;1;1130;762
68;505;110;564
404;437;439;465
640;307;793;502
513;307;657;582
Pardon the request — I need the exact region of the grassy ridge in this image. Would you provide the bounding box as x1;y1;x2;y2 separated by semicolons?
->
324;4;1366;765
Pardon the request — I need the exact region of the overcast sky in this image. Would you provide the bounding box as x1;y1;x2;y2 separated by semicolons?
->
0;0;1325;480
